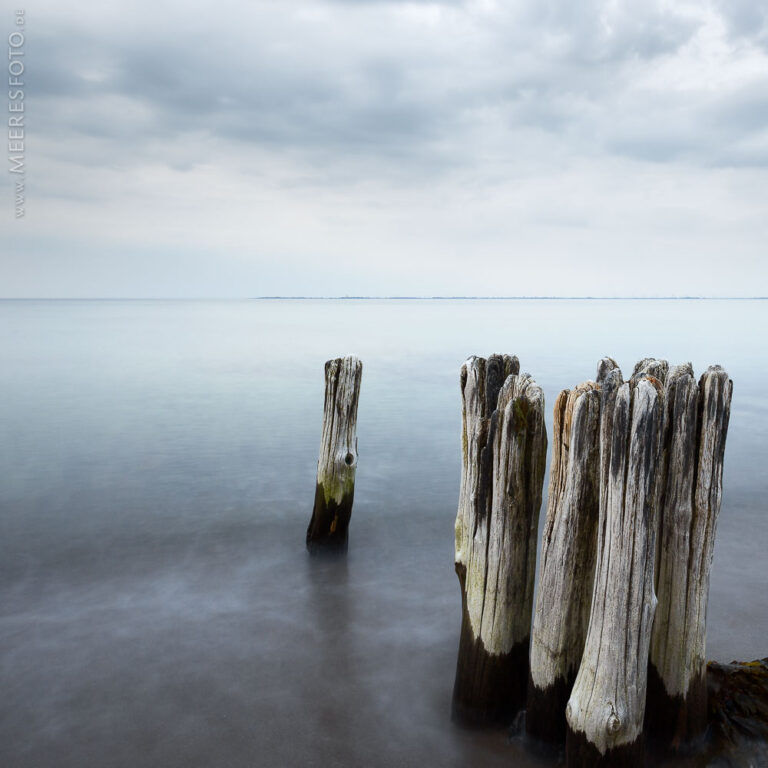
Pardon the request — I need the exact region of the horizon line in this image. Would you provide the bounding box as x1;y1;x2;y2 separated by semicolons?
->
1;296;766;301
254;295;768;300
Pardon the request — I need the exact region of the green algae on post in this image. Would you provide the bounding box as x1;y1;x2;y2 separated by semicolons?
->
306;355;363;554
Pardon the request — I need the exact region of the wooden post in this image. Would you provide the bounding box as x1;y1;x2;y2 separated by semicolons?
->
526;380;601;744
454;354;519;572
565;374;663;766
452;355;547;726
306;356;363;553
631;357;669;385
647;364;733;753
595;358;625;536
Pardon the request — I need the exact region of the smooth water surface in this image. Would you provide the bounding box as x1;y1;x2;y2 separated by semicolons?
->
1;299;766;767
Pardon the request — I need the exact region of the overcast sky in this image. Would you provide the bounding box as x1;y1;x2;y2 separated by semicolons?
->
3;0;767;297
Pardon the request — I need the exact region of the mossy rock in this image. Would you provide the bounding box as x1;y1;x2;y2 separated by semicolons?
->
703;657;768;766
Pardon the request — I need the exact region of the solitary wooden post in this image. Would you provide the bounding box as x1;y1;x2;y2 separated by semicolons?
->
566;374;663;766
647;364;732;753
453;355;547;726
306;356;363;553
527;380;601;744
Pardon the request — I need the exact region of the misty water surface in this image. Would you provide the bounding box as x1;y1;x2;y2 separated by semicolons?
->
1;299;766;767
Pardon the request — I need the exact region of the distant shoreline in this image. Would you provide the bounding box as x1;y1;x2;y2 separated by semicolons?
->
1;296;767;302
254;295;768;301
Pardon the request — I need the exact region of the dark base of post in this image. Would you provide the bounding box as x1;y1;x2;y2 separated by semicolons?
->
645;662;707;756
566;727;644;767
306;483;354;554
451;565;528;727
525;672;572;744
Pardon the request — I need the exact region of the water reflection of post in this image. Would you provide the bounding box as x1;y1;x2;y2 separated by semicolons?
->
302;553;354;763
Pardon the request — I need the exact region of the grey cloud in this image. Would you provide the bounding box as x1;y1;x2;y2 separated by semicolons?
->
4;0;768;300
17;0;768;198
715;0;768;40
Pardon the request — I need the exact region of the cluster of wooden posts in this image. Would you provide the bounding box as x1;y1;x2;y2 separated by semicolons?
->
303;353;733;766
453;354;732;766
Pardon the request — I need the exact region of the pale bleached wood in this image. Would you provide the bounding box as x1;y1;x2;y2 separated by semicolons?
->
479;372;547;651
566;376;663;765
452;354;546;726
454;354;519;570
527;380;601;744
631;357;669;385
596;358;625;534
306;355;363;552
647;364;733;752
596;356;620;385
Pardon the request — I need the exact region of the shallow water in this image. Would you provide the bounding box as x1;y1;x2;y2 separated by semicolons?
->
1;299;766;767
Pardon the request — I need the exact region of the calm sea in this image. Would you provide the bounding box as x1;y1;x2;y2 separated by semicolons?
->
1;299;766;767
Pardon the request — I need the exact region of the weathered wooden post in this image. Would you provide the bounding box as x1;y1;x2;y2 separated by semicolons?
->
454;354;519;573
595;358;625;530
306;355;363;553
565;373;663;766
526;380;601;744
631;357;669;385
647;364;732;753
453;354;547;726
